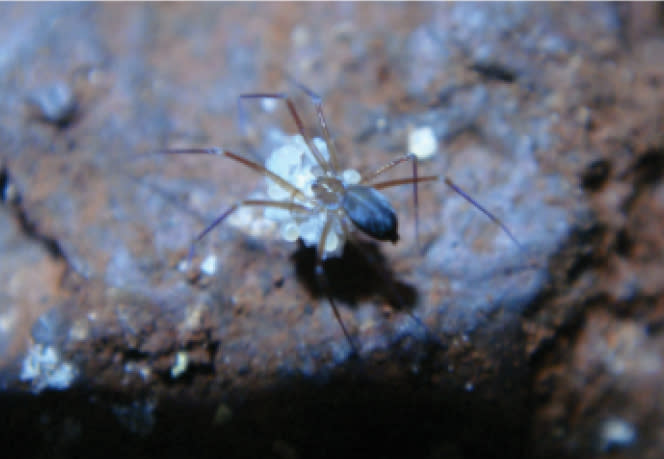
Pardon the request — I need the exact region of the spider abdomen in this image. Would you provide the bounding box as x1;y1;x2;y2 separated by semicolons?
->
343;185;399;243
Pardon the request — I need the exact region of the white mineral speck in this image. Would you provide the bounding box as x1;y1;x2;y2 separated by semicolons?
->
0;306;17;334
20;344;77;393
291;25;310;47
600;417;636;451
177;259;190;272
170;351;189;379
200;254;217;276
408;126;438;160
261;98;278;112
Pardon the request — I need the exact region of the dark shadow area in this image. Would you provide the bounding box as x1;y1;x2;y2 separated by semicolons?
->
0;370;531;459
291;239;418;311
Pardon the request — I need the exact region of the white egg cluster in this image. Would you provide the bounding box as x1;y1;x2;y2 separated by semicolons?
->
263;135;360;258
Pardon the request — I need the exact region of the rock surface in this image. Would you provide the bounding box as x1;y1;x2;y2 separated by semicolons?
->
0;3;662;459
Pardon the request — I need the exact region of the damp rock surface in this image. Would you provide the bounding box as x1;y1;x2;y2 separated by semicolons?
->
0;3;663;459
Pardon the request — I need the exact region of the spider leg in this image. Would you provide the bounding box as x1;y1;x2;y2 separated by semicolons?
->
282;74;340;173
360;153;421;184
370;175;438;190
238;93;331;173
361;153;422;248
315;216;359;356
188;199;312;262
153;148;310;202
443;177;523;250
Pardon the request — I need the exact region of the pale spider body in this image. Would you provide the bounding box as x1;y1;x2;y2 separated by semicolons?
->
259;134;399;259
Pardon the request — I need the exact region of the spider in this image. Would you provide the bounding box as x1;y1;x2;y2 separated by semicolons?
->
158;79;521;355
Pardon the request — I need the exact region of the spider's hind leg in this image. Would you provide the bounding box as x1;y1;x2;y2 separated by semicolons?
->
315;217;359;357
362;153;424;250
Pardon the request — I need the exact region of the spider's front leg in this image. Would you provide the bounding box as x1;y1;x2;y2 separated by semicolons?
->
238;92;331;173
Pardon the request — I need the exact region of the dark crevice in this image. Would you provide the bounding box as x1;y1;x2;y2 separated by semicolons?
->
0;165;9;202
1;164;67;261
565;251;594;284
647;315;664;335
613;228;632;256
610;296;655;320
564;223;607;283
470;62;517;83
14;201;67;260
620;147;664;213
522;217;609;364
529;297;591;369
122;348;151;362
581;158;611;191
631;148;664;187
429;82;476;108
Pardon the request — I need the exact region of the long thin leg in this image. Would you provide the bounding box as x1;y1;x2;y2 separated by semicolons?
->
371;175;438;190
195;199;311;242
443;177;523;250
283;74;340;173
360;153;419;184
362;153;421;248
154;148;311;203
238;93;331;173
315;216;358;356
372;175;436;249
189;199;312;261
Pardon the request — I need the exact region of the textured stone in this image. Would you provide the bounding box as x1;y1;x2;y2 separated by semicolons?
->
0;3;662;459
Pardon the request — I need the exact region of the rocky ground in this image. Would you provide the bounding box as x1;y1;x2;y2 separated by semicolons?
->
0;3;662;459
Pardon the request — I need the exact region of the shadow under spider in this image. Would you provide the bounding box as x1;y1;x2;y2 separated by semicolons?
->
291;239;418;312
